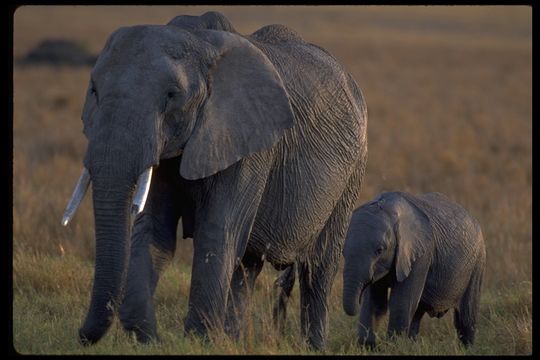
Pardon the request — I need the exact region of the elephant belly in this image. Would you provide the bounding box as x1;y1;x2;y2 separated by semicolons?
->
424;306;449;319
421;272;470;313
420;292;456;316
250;190;335;265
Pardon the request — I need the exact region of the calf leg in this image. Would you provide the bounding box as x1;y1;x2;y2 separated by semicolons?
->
408;303;426;340
387;255;430;340
357;282;389;348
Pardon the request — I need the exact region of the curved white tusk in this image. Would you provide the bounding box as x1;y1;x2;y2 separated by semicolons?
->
131;167;153;216
62;168;91;226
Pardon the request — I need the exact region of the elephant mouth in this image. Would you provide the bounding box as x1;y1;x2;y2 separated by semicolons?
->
358;281;369;298
61;166;154;226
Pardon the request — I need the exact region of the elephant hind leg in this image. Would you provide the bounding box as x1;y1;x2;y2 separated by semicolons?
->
299;194;363;349
298;253;338;351
454;263;484;347
224;250;265;339
297;155;366;350
272;263;296;329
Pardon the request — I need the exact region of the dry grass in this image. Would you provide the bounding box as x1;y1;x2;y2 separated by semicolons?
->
13;5;531;355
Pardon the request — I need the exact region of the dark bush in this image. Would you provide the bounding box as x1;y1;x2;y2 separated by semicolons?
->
19;39;97;67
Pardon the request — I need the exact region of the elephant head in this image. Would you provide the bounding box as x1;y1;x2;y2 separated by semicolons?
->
61;23;294;345
342;192;432;316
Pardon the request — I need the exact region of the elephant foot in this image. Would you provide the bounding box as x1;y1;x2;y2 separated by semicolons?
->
120;320;158;344
307;340;325;352
184;314;211;341
119;306;158;344
78;327;102;347
78;315;114;346
457;331;474;348
124;325;159;344
358;337;376;350
304;332;327;352
223;317;241;340
357;330;377;350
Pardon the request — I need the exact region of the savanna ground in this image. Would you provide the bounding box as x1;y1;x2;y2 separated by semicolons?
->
12;5;532;355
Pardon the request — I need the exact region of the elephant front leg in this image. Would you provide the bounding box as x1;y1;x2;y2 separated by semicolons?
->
118;158;183;343
387;255;430;339
357;282;389;348
184;236;235;336
408;303;426;340
183;157;270;338
118;214;177;343
184;223;264;338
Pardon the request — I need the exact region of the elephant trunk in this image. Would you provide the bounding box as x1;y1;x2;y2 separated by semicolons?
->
78;176;135;345
73;103;158;345
343;281;365;316
342;262;369;316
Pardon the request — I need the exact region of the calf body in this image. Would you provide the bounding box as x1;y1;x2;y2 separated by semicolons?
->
342;191;486;347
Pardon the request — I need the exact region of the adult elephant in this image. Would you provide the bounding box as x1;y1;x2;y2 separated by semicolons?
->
62;11;368;350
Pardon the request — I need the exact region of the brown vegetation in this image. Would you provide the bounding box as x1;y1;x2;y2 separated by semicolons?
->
13;6;531;354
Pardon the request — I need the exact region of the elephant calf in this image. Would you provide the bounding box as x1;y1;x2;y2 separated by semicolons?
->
342;191;486;348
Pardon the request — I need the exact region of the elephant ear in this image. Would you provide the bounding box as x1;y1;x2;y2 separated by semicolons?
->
179;30;295;180
387;193;434;282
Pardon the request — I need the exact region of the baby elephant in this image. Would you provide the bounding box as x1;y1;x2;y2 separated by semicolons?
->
342;191;485;348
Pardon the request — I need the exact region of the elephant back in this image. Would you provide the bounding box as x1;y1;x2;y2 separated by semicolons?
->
167;11;237;33
249;24;305;44
400;191;484;262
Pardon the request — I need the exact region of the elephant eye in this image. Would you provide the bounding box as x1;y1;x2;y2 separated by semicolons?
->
90;81;99;104
90;79;96;93
166;86;181;100
162;87;182;114
375;247;384;256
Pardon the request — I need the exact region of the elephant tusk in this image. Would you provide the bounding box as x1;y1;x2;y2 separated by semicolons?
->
62;168;91;226
131;167;153;216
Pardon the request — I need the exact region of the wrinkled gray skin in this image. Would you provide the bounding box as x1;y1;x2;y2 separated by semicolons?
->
74;11;367;350
342;191;486;348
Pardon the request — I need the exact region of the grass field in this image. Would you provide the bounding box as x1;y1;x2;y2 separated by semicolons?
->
12;5;532;355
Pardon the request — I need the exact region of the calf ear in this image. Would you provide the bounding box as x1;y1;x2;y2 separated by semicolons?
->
179;31;295;180
390;197;433;282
